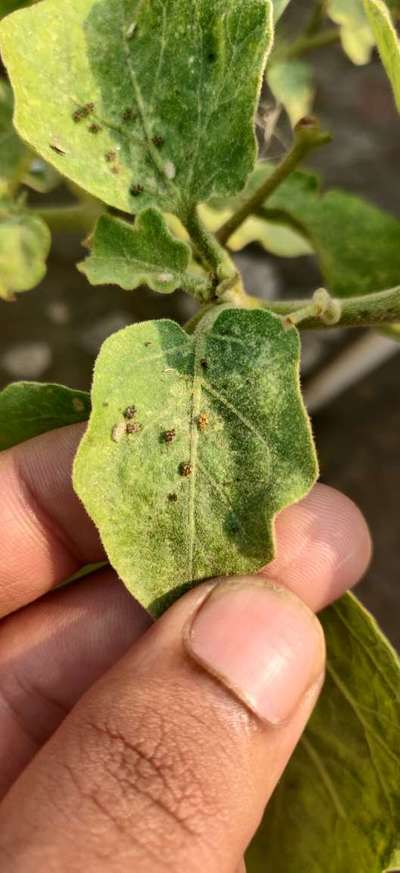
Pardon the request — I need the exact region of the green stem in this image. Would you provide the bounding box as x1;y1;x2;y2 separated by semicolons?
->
256;285;400;329
285;27;341;60
216;118;331;246
185;205;238;284
32;203;102;234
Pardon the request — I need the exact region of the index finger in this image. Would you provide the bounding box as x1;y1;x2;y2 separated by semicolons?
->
0;425;371;618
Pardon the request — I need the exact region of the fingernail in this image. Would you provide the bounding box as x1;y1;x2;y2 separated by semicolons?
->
185;578;325;725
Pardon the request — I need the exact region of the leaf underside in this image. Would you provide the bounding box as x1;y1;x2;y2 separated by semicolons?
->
73;308;317;616
247;593;400;873
0;0;273;218
0;382;91;451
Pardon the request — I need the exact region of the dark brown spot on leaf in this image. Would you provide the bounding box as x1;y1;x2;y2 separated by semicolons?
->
124;406;137;420
198;413;208;433
163;429;176;444
130;184;144;196
126;421;141;435
180;462;192;477
168;493;178;503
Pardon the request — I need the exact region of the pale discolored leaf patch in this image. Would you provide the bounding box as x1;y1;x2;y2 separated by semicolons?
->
74;307;317;616
247;594;400;873
0;0;274;219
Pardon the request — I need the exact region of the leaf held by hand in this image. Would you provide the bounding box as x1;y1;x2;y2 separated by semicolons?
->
73;307;318;616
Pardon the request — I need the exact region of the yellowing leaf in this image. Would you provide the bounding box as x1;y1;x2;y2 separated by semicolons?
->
248;594;400;873
268;59;315;127
328;0;375;64
74;307;317;616
365;0;400;111
0;199;51;300
0;0;274;219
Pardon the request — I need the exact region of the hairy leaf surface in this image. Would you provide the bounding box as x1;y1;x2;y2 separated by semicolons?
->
74;308;317;616
0;0;273;219
247;593;400;873
267;59;315;127
0;199;51;300
79;209;212;298
0;382;90;451
365;0;400;111
0;81;26;195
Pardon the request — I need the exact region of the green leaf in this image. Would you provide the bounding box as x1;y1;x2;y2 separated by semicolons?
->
247;593;400;873
328;0;375;64
73;307;317;616
79;209;213;299
0;199;51;300
0;0;32;21
364;0;400;111
262;169;400;297
267;59;315;127
386;848;400;871
0;80;27;196
0;382;91;451
0;0;274;219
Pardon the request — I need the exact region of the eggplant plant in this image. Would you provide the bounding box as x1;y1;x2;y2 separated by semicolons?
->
0;0;400;870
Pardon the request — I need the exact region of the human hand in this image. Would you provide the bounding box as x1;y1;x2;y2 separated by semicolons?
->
0;424;371;872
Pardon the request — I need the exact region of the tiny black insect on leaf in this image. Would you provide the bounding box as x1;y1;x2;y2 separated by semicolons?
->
123;406;137;420
163;429;176;444
122;108;136;123
168;492;178;503
105;150;117;163
152;134;165;148
179;462;193;477
130;184;144;196
89;123;102;134
200;358;208;370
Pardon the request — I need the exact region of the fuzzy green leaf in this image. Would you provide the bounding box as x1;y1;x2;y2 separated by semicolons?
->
328;0;375;64
260;169;400;297
73;307;317;616
247;593;400;873
0;0;31;21
0;0;273;219
0;80;27;195
364;0;400;111
0;199;51;300
79;209;212;299
0;382;90;451
268;59;315;127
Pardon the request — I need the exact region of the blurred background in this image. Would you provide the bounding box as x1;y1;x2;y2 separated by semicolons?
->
1;1;400;647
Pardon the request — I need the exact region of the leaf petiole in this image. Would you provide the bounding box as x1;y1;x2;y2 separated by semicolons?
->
216;117;331;246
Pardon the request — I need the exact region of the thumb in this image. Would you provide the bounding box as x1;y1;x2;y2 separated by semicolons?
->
0;577;325;873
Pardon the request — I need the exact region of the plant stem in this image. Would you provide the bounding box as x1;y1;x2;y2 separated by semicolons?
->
32;203;102;234
216;118;331;246
285;27;340;60
185;205;238;283
258;285;400;329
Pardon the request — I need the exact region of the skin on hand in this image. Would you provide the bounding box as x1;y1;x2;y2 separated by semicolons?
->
0;425;372;872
